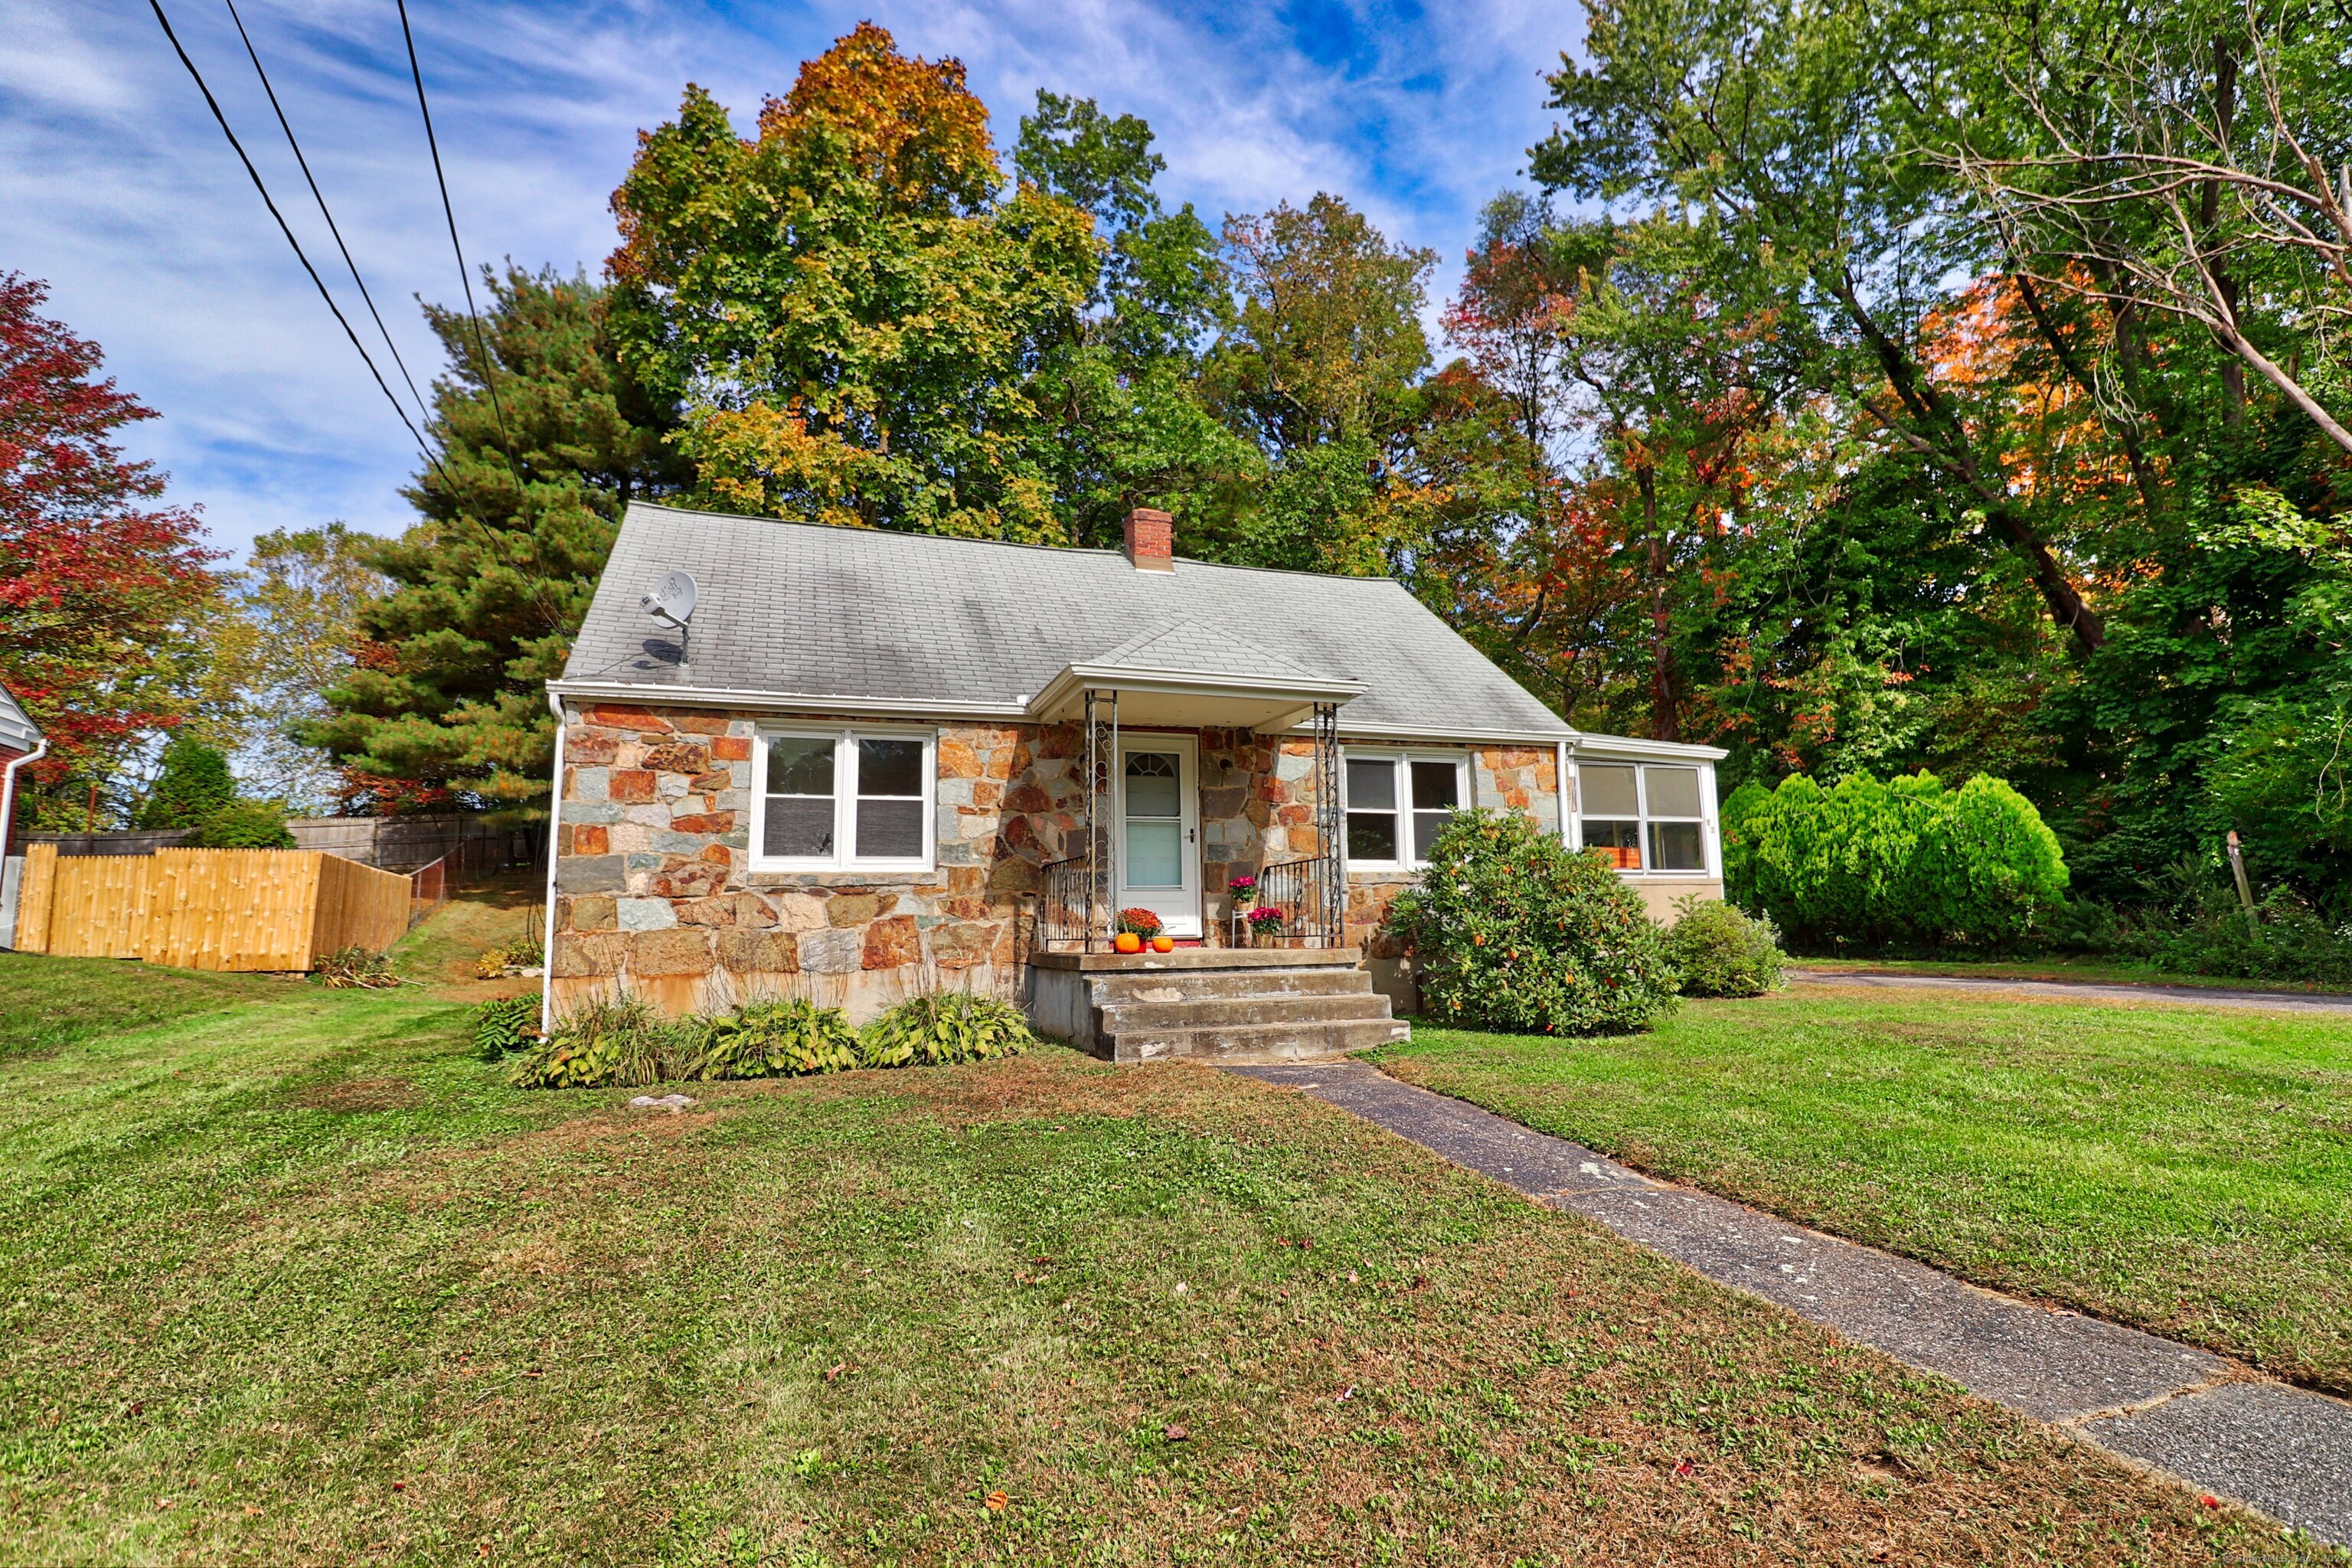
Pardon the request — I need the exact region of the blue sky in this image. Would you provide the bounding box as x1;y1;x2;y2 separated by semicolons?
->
2;0;1583;566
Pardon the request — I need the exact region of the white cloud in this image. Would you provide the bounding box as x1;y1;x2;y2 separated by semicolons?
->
2;0;1583;565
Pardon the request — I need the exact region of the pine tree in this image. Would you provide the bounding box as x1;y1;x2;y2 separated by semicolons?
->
307;266;684;814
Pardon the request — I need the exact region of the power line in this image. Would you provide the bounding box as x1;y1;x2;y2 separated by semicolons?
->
219;0;431;430
396;0;524;486
146;0;458;495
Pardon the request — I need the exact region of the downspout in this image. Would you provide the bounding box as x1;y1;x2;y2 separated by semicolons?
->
538;693;567;1037
1555;739;1573;848
1;737;48;864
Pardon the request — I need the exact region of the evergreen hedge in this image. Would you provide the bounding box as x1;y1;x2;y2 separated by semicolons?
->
1723;771;2068;950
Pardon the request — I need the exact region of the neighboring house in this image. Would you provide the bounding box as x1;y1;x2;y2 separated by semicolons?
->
1;680;48;949
544;503;1725;1050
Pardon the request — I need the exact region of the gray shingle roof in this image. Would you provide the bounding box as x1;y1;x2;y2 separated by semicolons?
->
560;503;1576;740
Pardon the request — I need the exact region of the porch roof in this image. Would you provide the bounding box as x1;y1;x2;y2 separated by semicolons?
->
558;503;1579;742
1025;621;1368;733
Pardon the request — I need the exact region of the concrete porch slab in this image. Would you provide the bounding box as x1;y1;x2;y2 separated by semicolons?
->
1029;946;1363;972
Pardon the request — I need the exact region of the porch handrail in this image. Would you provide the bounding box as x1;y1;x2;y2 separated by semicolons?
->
1037;853;1093;952
1255;854;1343;949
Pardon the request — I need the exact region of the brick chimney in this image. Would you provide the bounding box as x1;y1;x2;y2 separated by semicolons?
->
1122;507;1174;572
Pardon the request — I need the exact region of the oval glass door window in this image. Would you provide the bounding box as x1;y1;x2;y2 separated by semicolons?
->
1124;751;1183;887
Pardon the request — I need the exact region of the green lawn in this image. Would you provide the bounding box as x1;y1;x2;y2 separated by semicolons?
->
0;951;283;1060
0;954;2287;1564
1379;989;2352;1397
1792;954;2352;995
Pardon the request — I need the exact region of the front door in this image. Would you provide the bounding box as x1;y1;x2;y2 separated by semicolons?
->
1115;736;1201;939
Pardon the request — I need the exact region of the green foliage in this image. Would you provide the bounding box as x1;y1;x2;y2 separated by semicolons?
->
308;266;683;812
1389;810;1678;1035
859;991;1037;1067
679;998;862;1080
472;994;541;1060
1662;897;1784;998
1733;771;2068;951
508;995;677;1089
185;799;294;849
137;737;237;830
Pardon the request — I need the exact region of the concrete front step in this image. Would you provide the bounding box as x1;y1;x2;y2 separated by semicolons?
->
1112;1015;1411;1064
1099;991;1394;1032
1089;965;1378;1004
1027;946;1409;1062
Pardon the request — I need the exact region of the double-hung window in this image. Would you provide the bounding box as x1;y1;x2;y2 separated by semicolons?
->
754;727;934;871
1575;762;1709;874
1344;751;1467;869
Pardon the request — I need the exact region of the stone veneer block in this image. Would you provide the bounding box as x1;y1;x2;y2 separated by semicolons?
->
557;854;626;893
617;897;678;931
799;927;862;975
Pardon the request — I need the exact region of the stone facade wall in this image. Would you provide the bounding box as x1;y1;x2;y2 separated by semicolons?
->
546;705;1589;1020
550;703;1086;1021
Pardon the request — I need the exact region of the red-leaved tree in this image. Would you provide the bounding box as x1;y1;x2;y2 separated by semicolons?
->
0;274;221;830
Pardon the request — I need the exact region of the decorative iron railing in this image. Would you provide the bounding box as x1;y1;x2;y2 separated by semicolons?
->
1037;854;1093;951
1253;854;1342;948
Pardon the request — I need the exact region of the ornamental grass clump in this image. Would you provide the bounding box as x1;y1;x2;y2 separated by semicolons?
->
1662;897;1785;998
1390;810;1678;1036
861;991;1037;1067
679;998;862;1079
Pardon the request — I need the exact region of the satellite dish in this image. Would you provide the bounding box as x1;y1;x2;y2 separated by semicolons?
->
639;570;697;629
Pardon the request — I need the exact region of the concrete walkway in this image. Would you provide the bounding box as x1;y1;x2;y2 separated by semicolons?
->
1230;1060;2352;1546
1788;966;2352;1015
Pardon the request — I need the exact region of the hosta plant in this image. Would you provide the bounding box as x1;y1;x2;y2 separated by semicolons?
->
679;998;861;1079
472;994;541;1060
861;991;1037;1067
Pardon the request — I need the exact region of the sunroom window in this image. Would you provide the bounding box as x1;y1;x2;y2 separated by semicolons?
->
756;728;934;871
1575;761;1708;874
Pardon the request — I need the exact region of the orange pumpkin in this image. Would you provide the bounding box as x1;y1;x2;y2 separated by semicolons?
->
1152;935;1175;952
1113;931;1144;954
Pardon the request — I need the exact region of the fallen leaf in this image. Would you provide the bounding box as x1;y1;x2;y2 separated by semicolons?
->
1164;1423;1189;1442
1674;1459;1694;1478
825;1362;846;1382
984;1490;1009;1512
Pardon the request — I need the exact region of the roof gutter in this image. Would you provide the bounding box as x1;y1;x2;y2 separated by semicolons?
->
547;678;1031;722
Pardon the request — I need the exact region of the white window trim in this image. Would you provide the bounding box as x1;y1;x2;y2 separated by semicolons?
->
751;724;937;873
1570;758;1718;878
1342;749;1470;871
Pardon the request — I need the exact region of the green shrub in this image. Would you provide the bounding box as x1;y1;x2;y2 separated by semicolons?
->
861;991;1037;1067
1663;897;1785;998
1733;771;2067;950
188;800;296;849
472;995;541;1060
508;996;678;1089
679;998;861;1079
1389;809;1679;1035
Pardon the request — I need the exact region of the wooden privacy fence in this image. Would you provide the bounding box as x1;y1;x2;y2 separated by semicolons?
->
11;844;411;971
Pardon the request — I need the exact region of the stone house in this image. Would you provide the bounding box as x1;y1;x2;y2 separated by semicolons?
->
541;503;1725;1057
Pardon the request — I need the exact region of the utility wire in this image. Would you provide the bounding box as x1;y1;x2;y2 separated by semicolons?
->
149;0;458;495
396;0;524;488
219;0;431;430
